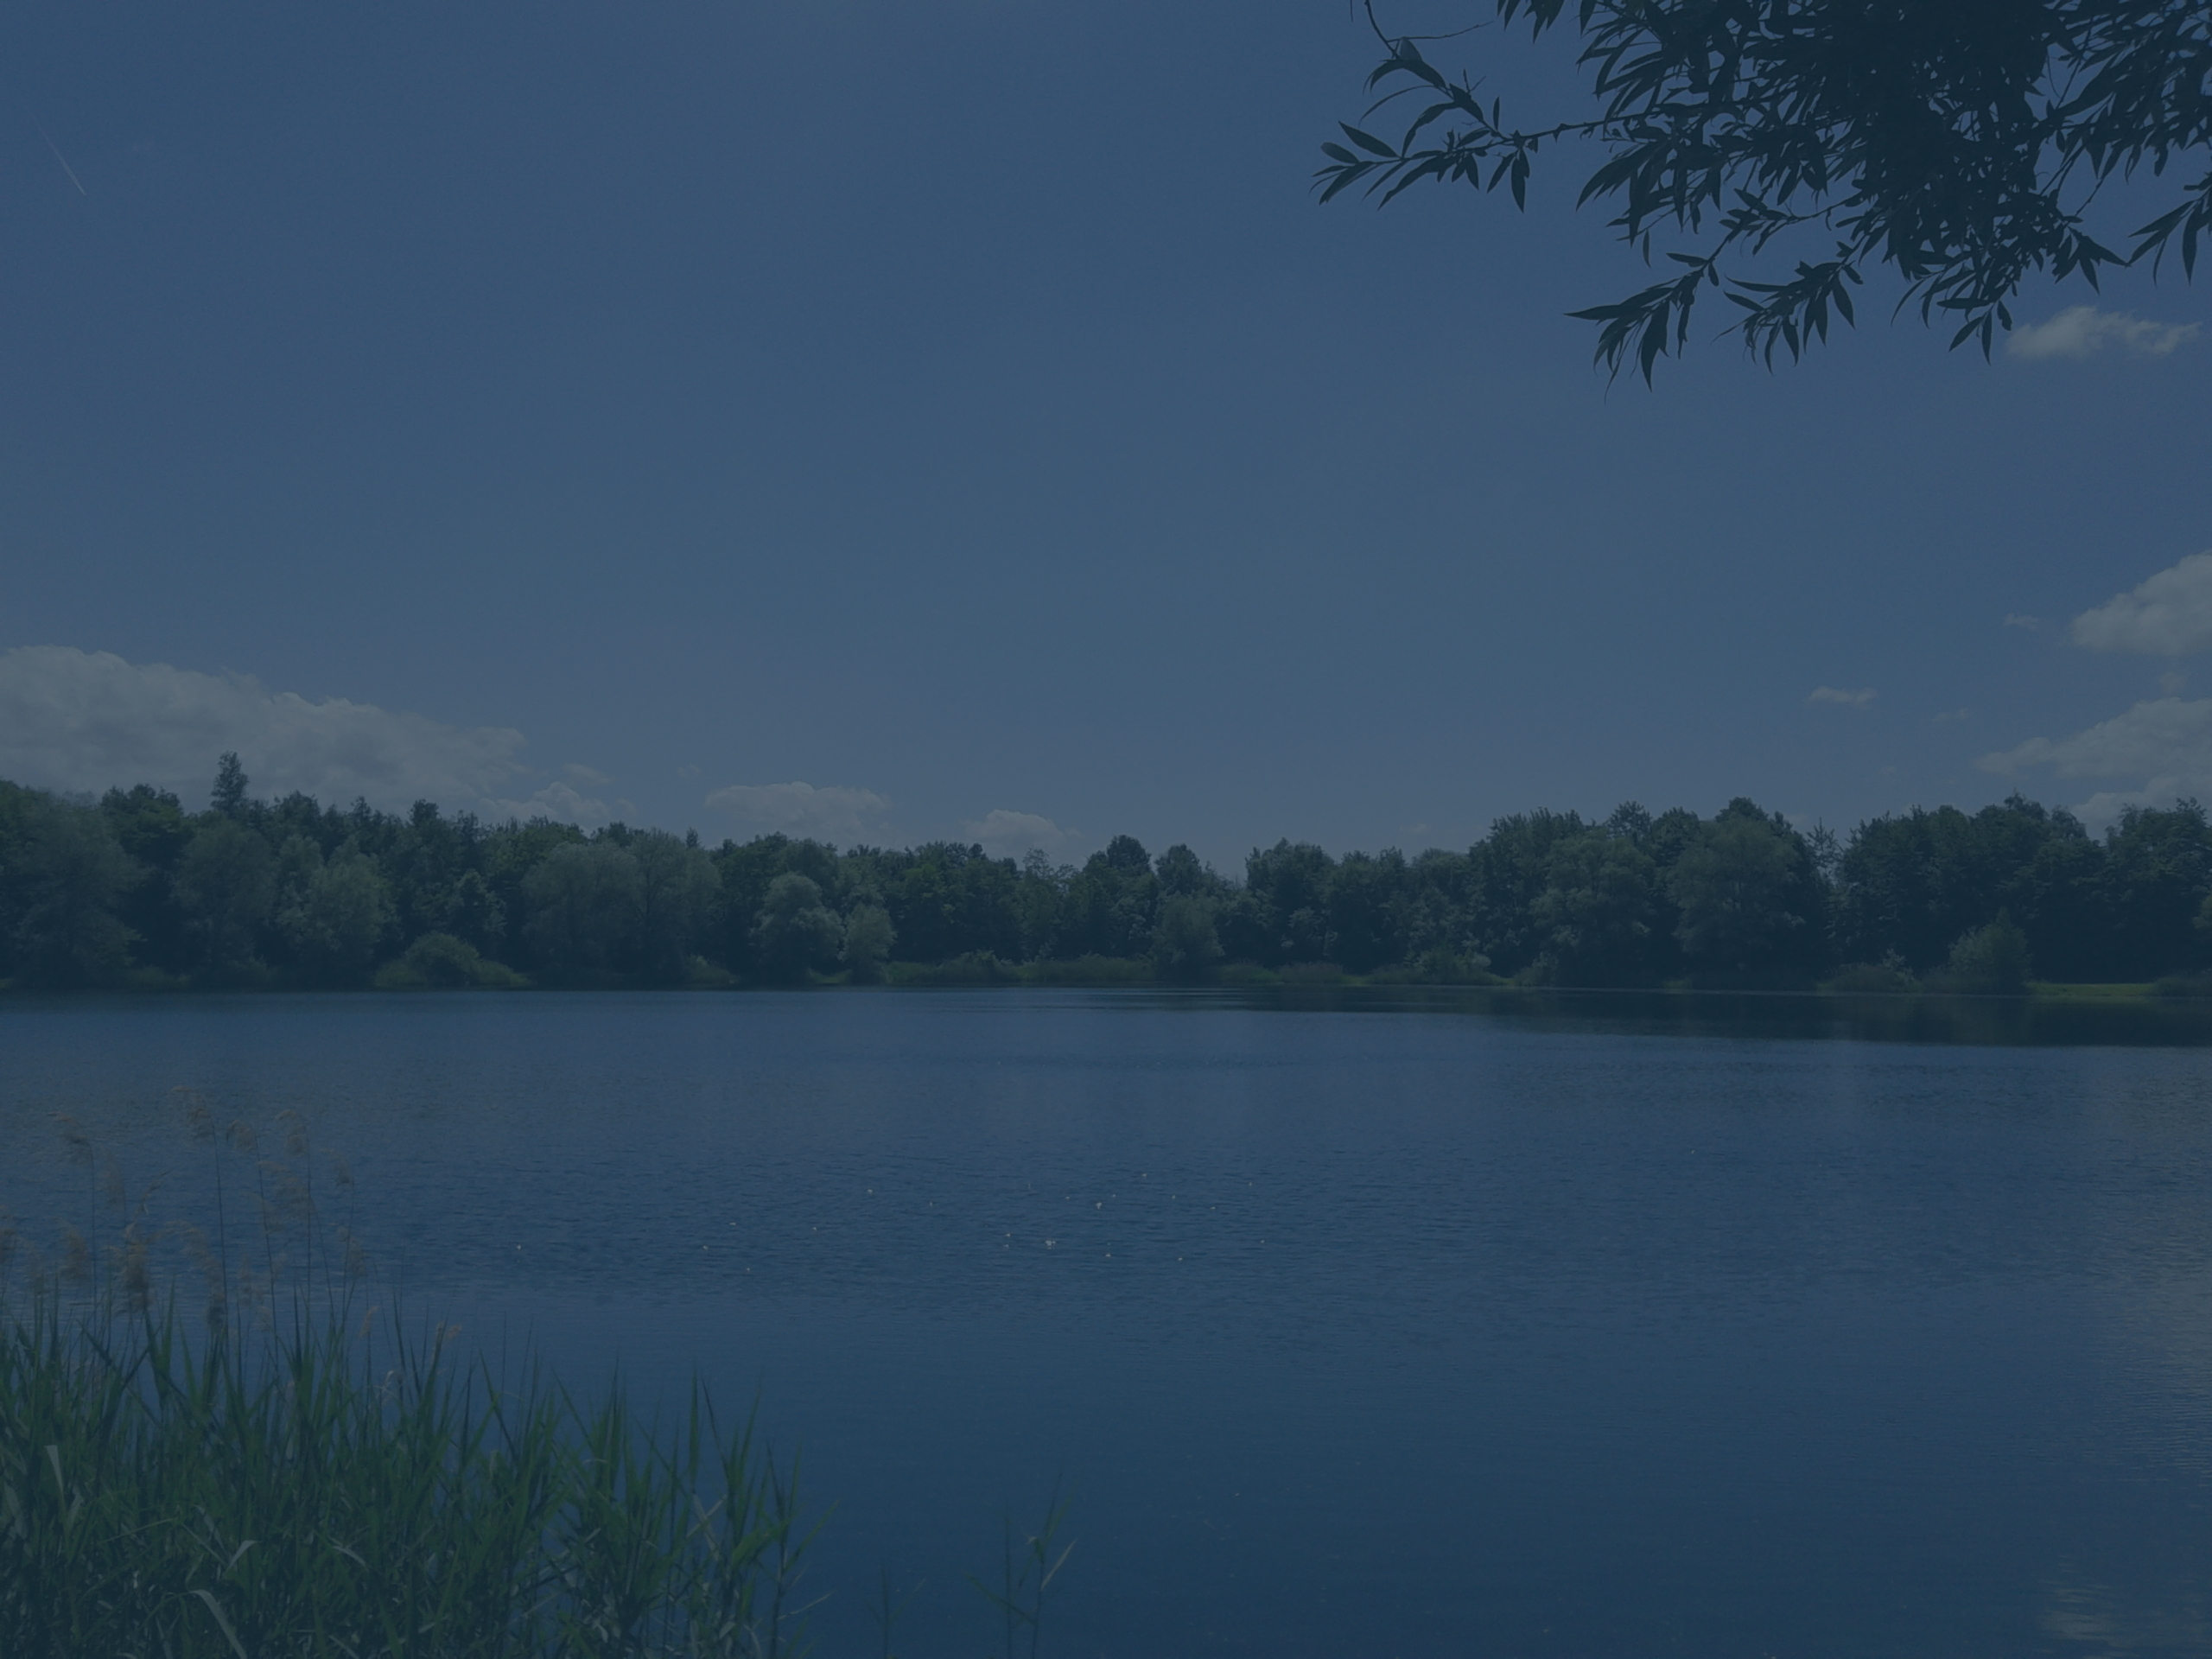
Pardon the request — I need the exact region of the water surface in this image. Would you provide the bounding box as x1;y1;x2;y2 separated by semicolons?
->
3;990;2209;1657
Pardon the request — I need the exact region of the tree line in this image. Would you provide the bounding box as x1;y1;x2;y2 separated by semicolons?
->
2;755;2209;994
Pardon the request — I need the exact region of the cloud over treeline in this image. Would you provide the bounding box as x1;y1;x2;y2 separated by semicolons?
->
962;809;1079;857
0;645;536;812
1975;552;2212;823
1982;696;2212;825
705;781;892;843
2072;551;2212;656
484;767;635;829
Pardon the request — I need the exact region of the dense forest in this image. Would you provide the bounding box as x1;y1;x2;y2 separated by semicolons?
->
3;755;2209;994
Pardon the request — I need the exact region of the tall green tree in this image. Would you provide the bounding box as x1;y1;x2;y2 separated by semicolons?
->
521;843;642;981
0;785;137;988
1667;800;1826;984
1328;849;1409;974
1321;1;2212;379
210;751;251;817
1531;828;1663;985
2099;801;2212;977
274;839;396;985
1388;849;1482;978
1243;840;1338;965
880;842;1024;963
100;785;194;976
1466;810;1587;976
1059;836;1160;960
841;903;897;982
1012;850;1074;961
1152;895;1224;981
173;817;276;981
434;870;508;957
751;872;844;982
631;830;721;982
1834;797;2103;976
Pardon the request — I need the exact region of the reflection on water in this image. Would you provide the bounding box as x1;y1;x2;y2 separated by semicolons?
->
2042;1570;2211;1657
3;988;2209;1657
1234;982;2212;1047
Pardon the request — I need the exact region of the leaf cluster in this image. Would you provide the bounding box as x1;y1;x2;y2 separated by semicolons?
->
1318;0;2212;379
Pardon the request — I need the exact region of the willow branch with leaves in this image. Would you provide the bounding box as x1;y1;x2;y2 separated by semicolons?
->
1319;0;2212;381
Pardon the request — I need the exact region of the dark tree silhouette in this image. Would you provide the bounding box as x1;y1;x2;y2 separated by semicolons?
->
1319;1;2212;380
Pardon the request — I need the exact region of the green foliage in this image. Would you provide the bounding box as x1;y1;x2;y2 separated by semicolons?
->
1151;894;1223;982
3;1103;1107;1659
1019;956;1155;986
750;874;844;983
0;1099;823;1659
2154;967;2212;998
99;784;194;975
631;831;721;984
1529;829;1661;986
276;839;397;985
886;950;1023;987
1836;795;2207;981
1243;840;1338;966
0;1297;815;1659
209;750;249;817
6;760;2212;992
1824;957;1920;995
0;783;137;987
840;904;896;984
968;1486;1074;1659
1320;1;2212;379
1942;912;2034;994
437;870;509;957
174;816;278;982
374;932;529;990
1667;802;1821;984
1045;841;1156;963
523;844;644;982
2101;800;2212;977
1466;810;1587;976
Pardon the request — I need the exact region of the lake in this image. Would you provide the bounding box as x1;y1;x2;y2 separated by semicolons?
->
3;989;2209;1657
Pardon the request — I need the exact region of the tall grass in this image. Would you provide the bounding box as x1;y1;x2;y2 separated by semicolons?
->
966;1487;1073;1659
0;1103;817;1659
3;1103;1081;1659
0;1288;817;1659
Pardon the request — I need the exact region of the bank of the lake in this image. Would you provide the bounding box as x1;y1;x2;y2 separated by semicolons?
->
10;767;2212;997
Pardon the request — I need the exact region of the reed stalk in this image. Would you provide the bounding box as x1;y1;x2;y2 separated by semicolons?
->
3;1106;1076;1659
0;1281;817;1659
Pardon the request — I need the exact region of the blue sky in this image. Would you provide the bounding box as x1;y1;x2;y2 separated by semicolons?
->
3;1;2208;868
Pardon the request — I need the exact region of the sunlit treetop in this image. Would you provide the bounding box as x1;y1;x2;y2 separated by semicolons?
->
1319;0;2212;381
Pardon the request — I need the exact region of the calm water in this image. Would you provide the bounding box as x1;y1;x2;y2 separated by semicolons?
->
3;990;2209;1658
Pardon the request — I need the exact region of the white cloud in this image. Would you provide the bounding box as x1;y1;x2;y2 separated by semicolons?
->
2071;551;2212;656
2003;613;2041;631
1808;685;1877;708
1980;696;2212;826
481;779;634;829
704;780;890;844
2006;305;2202;360
961;809;1078;858
0;645;535;811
